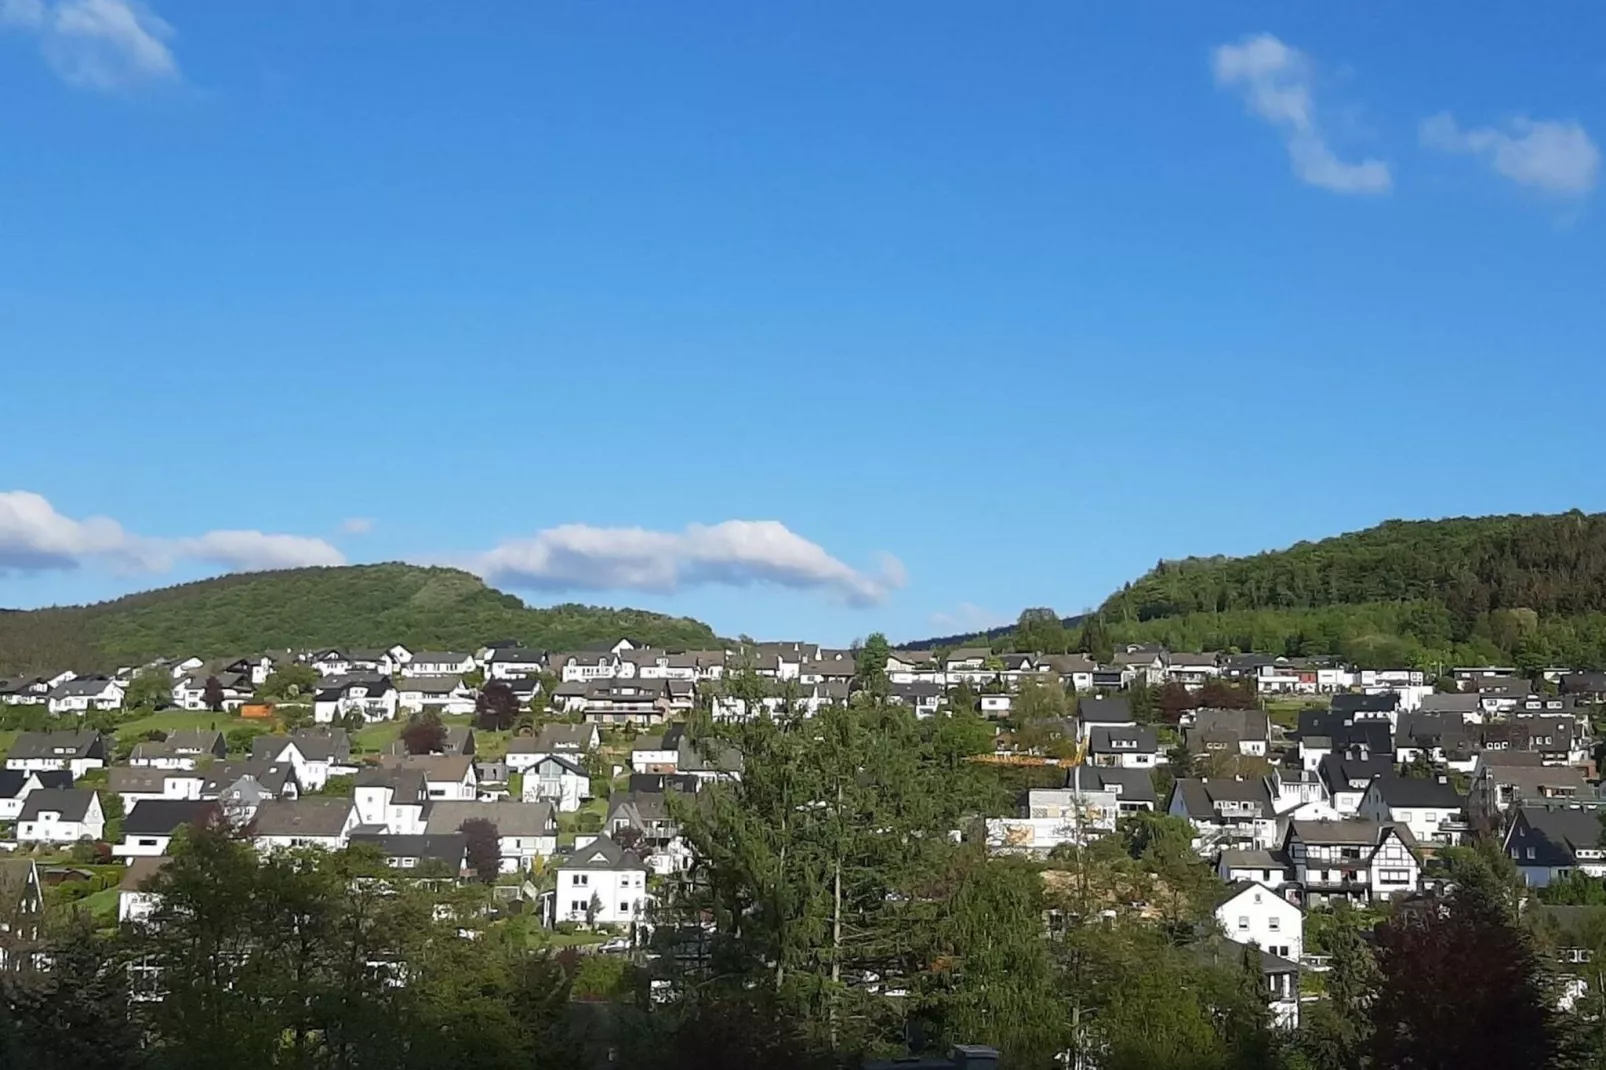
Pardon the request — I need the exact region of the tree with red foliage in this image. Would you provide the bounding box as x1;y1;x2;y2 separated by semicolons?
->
401;710;447;755
1156;682;1195;724
459;818;501;883
1370;850;1562;1070
202;675;226;713
475;681;519;731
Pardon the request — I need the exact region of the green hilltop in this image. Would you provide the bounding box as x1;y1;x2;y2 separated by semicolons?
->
0;563;718;674
1094;511;1606;669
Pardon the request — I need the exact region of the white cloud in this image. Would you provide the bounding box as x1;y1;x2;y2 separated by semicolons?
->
339;517;375;535
0;490;344;575
472;520;905;607
928;602;1010;633
1;0;177;90
1212;33;1391;195
1421;112;1600;196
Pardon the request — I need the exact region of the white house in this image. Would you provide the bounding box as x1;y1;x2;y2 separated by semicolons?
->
0;770;71;821
45;677;125;715
486;647;547;681
1086;725;1160;769
5;730;108;779
107;767;205;812
394;675;476;716
112;799;218;858
313;676;397;724
17;789;104;844
1504;806;1606;887
251;797;359;851
385;755;477;800
1215;881;1303;963
522;755;590;813
252;729;357;792
1218;849;1293;891
1357;775;1465;848
117;856;168;926
553;835;651;926
423;801;557;872
1282;820;1421;906
505;724;599;773
128;729;227;770
402;652;475;678
354;768;429;836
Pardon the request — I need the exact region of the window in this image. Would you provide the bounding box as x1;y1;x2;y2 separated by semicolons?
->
1237;916;1249;931
1379;869;1411;883
1268;917;1281;932
574;874;589;886
1527;847;1536;860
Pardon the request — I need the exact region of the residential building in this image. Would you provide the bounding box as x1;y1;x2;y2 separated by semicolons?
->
0;770;71;821
199;760;301;820
1167;777;1279;851
0;859;45;964
1505;806;1606;887
401;651;476;678
1281;820;1420;905
17;789;105;844
347;832;468;875
522;755;590;812
552;835;651;926
1076;697;1136;742
128;729;227;770
1469;759;1591;823
4;730;107;779
117;857;167;926
505;723;599;773
45;677;125;715
353;767;429;835
394;675;476;716
422;801;557;871
1185;708;1272;758
108;767;205;812
1086;724;1160;769
252;798;359;850
1218;848;1293;891
485;648;546;680
1357;775;1465;847
313;674;397;724
113;799;219;857
381;754;478;801
1215;881;1303;962
252;728;358;792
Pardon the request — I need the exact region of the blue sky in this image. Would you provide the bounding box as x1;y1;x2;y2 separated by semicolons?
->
2;1;1603;646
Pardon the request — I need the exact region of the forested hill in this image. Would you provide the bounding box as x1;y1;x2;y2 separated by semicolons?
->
0;564;717;675
1102;512;1606;622
1096;511;1606;670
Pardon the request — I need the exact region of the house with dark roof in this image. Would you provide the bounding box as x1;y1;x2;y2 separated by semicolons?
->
394;675;476;716
251;797;358;850
1075;697;1135;742
46;677;125;715
1186;708;1271;758
1281;820;1420;905
1504;807;1606;887
486;647;546;680
1317;753;1395;815
1470;761;1591;823
107;766;204;812
1330;692;1398;720
521;754;590;812
553;835;650;926
5;730;107;778
0;769;71;821
423;801;557;871
1218;848;1294;890
129;729;226;770
1086;724;1159;769
1215;880;1303;964
402;652;475;677
1357;775;1465;846
1561;672;1606;702
347;832;468;875
199;759;301;819
353;767;429;835
17;789;104;844
0;859;44;964
313;674;396;725
506;723;599;772
1166;777;1278;850
117;856;169;925
113;799;219;857
1078;766;1157;811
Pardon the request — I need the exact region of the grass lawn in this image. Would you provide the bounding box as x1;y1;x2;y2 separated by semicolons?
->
74;885;122;926
352;715;520;757
115;709;247;741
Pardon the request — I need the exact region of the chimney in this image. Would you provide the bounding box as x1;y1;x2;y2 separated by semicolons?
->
950;1046;1001;1070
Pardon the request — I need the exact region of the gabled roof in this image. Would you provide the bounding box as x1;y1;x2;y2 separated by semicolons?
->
384;754;474;784
347;832;467;867
512;723;597;754
532;754;588;778
1219;848;1289;872
1416;692;1481;714
1366;775;1463;810
607;791;672;826
1331;692;1398;716
1080;766;1157;804
1087;724;1158;753
19;788;98;823
563;834;648;872
251;798;353;837
7;730;105;761
48;677;120;699
200;759;298;796
395;675;466;695
123;799;219;837
1288;819;1417;848
1510;807;1606;868
423;801;555;837
0;770;67;799
1078;696;1134;724
1213;879;1299;912
1319;753;1395;794
118;856;168;893
409;651;471;664
487;647;545;664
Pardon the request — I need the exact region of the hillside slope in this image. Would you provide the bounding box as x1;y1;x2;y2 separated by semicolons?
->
0;564;718;674
1097;512;1606;669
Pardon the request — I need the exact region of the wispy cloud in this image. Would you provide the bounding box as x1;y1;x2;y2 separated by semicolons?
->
1;0;178;91
1212;33;1391;195
1421;113;1600;197
471;520;905;607
0;491;344;575
339;517;375;536
928;602;1010;633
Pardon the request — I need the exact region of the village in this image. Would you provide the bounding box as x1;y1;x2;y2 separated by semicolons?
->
1;637;1603;1041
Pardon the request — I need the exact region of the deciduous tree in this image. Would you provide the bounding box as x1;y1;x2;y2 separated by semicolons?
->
475;681;520;731
402;710;448;755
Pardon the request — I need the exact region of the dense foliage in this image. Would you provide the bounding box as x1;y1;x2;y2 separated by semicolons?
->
0;563;717;674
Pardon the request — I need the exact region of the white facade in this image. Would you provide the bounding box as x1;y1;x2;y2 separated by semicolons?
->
556;861;650;924
18;795;105;844
47;680;125;715
403;655;475;677
523;757;589;812
1216;882;1303;963
115;773;204;813
354;784;427;835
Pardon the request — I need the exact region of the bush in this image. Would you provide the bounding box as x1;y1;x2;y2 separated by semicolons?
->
576;812;602;834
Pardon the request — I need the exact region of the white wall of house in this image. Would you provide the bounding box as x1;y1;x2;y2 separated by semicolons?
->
555;866;649;924
113;832;177;858
18;798;104;844
1216;883;1303;962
